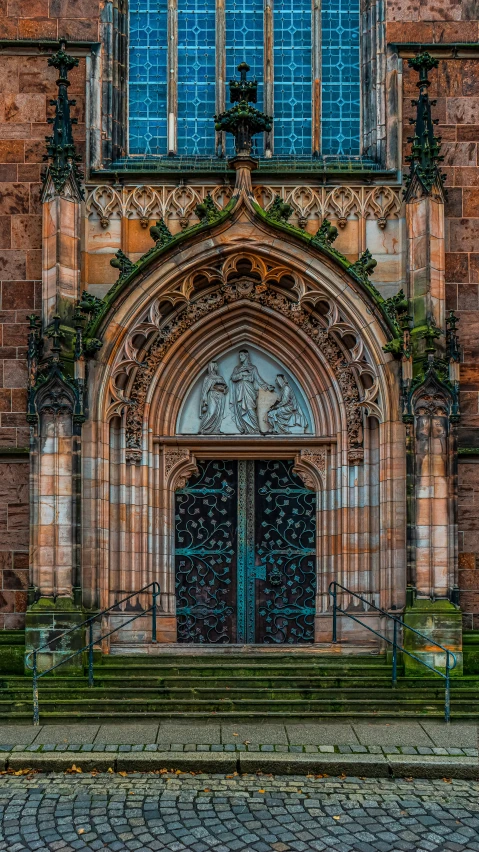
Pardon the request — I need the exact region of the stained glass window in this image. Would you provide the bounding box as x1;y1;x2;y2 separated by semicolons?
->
128;0;361;159
129;0;168;155
177;0;216;155
321;0;360;156
273;0;312;156
225;0;264;154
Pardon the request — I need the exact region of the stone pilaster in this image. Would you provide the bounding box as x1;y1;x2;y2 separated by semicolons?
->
402;53;462;672
25;42;86;673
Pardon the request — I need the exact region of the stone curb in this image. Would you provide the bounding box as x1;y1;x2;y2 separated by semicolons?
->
3;750;478;779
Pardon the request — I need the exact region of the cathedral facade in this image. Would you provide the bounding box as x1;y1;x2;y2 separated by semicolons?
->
0;1;478;671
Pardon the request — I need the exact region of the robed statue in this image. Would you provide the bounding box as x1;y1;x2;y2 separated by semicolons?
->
267;374;307;434
229;350;274;434
198;361;228;434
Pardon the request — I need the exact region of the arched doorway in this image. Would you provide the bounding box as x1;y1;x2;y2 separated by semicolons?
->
175;458;316;644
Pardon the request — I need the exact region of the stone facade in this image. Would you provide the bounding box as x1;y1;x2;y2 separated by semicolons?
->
0;0;476;659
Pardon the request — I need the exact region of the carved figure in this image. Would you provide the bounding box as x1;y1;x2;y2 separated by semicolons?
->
229;350;274;434
267;374;307;434
198;361;228;434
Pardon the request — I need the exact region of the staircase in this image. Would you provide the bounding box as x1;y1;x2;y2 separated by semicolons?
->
2;651;479;721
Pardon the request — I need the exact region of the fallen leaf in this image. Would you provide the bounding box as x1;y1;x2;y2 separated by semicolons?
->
233;733;238;736
159;768;168;774
443;778;452;783
118;771;128;777
66;764;82;774
333;816;341;821
14;769;32;776
258;789;265;793
78;829;85;835
107;767;114;773
243;741;251;745
404;777;413;782
204;788;211;792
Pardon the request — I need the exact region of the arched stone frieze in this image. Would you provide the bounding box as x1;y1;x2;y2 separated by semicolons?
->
114;275;373;464
86;184;401;232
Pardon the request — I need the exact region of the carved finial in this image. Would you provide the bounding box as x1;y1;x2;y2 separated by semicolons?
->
404;51;446;199
214;61;272;155
446;310;460;362
42;39;84;199
46;314;64;360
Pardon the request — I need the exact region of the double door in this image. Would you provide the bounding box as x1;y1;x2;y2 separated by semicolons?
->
174;459;316;644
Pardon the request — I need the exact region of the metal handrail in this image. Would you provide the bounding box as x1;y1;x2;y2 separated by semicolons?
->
25;582;161;725
328;582;457;723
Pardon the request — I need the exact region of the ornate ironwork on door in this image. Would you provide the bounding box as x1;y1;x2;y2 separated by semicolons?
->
175;459;316;644
254;461;316;643
175;460;237;643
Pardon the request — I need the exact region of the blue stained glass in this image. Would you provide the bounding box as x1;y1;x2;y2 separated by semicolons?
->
273;0;311;156
321;0;360;155
129;0;168;156
177;0;216;155
225;0;264;155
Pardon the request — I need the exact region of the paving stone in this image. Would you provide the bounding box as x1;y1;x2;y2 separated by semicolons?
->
95;724;159;745
352;722;435;747
222;723;288;745
285;723;358;746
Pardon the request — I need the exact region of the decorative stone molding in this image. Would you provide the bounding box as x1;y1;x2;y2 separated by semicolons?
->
294;448;327;490
110;270;376;464
163;448;198;490
86;183;402;230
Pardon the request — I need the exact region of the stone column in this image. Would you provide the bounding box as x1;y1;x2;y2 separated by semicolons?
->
402;53;462;674
25;41;86;674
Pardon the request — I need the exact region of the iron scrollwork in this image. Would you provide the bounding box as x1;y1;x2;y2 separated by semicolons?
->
255;460;316;644
175;460;237;643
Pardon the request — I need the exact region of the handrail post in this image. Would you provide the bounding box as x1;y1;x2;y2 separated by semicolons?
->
152;586;158;643
332;585;337;643
445;653;450;724
32;651;39;726
392;618;397;687
88;621;94;688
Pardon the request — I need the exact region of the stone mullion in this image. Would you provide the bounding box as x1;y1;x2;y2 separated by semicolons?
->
215;0;226;156
264;0;274;155
312;0;321;156
167;0;178;155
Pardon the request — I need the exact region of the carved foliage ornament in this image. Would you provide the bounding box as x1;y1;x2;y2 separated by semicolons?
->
122;280;365;464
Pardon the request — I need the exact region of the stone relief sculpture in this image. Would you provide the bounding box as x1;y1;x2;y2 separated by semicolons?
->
267;374;307;434
177;347;311;436
199;361;228;434
229;350;275;434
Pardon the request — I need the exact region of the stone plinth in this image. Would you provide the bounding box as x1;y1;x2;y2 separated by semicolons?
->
403;599;463;677
25;597;85;675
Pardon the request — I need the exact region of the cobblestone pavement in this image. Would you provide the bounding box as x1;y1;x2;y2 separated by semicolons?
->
0;772;478;852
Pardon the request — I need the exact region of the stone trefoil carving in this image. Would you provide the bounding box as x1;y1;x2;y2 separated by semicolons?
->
86;184;402;231
121;279;365;463
294;448;327;490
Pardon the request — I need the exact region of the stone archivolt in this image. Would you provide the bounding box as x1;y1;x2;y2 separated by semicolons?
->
106;254;381;464
86;183;401;231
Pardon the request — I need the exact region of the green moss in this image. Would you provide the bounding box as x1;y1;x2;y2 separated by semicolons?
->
29;596;81;612
84;193;398;351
